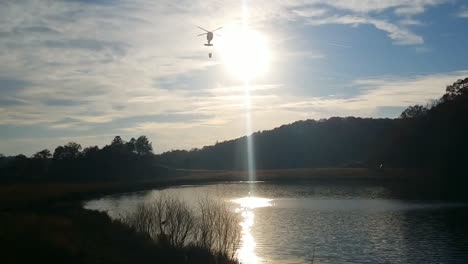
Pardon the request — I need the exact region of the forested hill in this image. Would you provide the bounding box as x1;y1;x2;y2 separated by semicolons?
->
157;78;468;176
157;117;396;170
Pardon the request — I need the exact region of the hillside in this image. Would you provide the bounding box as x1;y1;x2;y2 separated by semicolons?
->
157;78;468;179
156;117;397;170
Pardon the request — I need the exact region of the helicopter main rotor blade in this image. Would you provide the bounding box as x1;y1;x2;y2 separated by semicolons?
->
197;33;208;36
197;26;210;33
211;27;223;32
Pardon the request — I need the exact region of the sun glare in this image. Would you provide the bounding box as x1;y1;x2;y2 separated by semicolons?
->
232;196;273;264
218;26;270;81
232;196;273;209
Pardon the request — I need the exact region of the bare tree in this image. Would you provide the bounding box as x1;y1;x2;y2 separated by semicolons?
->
123;193;195;248
121;193;241;259
195;196;241;258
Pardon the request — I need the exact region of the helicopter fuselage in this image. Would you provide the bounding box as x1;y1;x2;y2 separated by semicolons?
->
205;32;214;46
207;32;213;42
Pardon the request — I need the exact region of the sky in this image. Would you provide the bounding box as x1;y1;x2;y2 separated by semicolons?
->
1;0;468;156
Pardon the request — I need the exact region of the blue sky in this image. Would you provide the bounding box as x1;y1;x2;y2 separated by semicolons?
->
1;0;468;155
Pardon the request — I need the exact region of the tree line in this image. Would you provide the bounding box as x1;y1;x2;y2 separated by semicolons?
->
156;78;468;180
0;135;169;182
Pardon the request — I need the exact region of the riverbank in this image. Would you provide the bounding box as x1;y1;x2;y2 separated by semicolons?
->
1;168;270;264
0;205;239;264
0;167;421;210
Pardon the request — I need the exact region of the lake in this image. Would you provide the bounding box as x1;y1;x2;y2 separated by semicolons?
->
84;181;468;264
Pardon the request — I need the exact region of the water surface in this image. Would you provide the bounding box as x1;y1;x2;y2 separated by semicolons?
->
84;182;468;264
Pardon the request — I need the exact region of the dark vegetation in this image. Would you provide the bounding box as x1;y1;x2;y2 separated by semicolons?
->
0;181;242;264
157;78;468;191
0;206;239;264
0;135;169;182
122;194;241;261
158;117;396;170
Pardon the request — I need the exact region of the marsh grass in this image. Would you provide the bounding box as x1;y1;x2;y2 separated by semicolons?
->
122;193;241;261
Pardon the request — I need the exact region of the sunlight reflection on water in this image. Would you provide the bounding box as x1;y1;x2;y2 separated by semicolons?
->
232;197;273;264
84;183;468;264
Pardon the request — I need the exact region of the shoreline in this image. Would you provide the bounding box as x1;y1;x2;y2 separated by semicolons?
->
0;167;433;211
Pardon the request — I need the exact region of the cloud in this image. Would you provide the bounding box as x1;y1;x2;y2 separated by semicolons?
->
0;79;31;94
283;0;449;45
399;19;424;26
458;10;468;18
304;0;446;14
292;8;328;18
350;71;468;106
44;99;88;107
279;70;468;118
306;15;424;45
286;50;326;60
0;98;27;107
394;5;426;16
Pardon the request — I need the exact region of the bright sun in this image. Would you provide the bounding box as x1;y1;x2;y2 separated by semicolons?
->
218;26;270;81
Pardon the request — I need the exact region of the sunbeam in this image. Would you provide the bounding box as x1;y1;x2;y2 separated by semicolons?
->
244;80;256;188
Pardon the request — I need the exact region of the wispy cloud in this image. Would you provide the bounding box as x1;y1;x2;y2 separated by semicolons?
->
458;10;468;18
279;70;468;117
394;5;426;16
399;19;424;26
284;0;449;45
292;8;328;18
306;15;424;45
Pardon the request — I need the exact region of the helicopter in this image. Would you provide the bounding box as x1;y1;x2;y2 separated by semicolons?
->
197;26;222;58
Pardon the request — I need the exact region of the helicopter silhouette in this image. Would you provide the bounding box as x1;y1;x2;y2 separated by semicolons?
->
197;26;222;58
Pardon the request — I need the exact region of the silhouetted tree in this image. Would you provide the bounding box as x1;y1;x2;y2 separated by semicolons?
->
400;105;427;119
111;136;124;146
32;149;52;160
108;136;128;155
82;146;100;157
15;154;27;159
53;146;65;160
53;142;82;160
135;136;153;156
66;142;82;154
127;138;137;154
0;154;5;169
443;78;468;102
